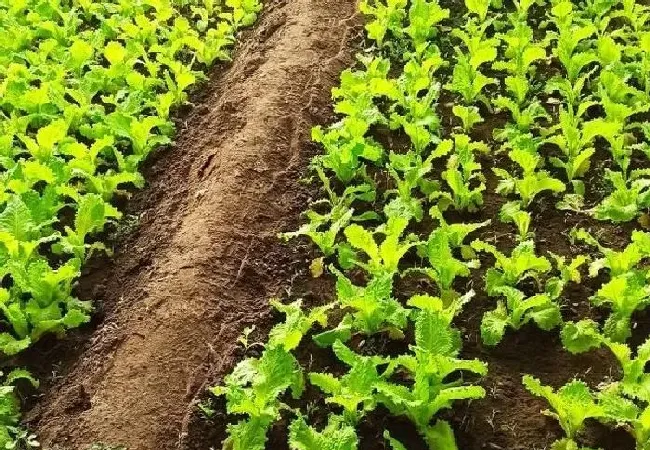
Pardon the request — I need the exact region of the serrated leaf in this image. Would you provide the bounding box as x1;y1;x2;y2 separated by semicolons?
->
481;302;509;346
104;41;127;65
289;414;358;450
561;320;603;354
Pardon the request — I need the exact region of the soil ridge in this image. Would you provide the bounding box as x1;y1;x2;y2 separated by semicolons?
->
27;1;360;448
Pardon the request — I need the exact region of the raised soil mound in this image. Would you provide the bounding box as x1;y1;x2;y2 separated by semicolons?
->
25;1;360;448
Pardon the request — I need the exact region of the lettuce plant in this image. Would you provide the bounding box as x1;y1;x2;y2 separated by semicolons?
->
448;54;496;106
471;239;551;294
289;414;358;450
214;347;303;450
409;208;488;299
447;20;499;106
452;105;484;133
548;2;598;85
593;271;650;342
597;68;646;110
604;341;650;450
524;375;637;450
479;249;585;345
491;17;548;139
571;228;650;277
318;267;409;341
481;286;562;346
523;376;608;448
556;324;650;449
581;95;642;173
494;134;566;207
342;211;417;277
359;0;408;46
546;71;596;114
592;170;650;223
212;300;330;450
609;338;650;401
493;19;546;84
280;167;377;257
375;294;487;448
493;96;549;136
499;201;532;241
405;0;450;51
313;119;385;184
386;140;451;222
333;56;397;125
626;30;650;96
310;55;406;183
436;135;488;212
547;107;596;183
0;369;38;449
389;52;444;153
571;228;650;341
309;341;394;423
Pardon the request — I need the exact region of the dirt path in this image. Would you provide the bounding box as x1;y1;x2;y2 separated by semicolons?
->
26;1;360;448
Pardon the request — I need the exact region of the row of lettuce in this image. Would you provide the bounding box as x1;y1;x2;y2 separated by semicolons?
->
0;0;261;446
212;0;650;449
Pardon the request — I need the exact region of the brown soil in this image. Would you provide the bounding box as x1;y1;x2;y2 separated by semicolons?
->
24;1;362;449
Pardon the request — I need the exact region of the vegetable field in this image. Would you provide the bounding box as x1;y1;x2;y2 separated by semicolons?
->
4;0;650;449
213;0;650;449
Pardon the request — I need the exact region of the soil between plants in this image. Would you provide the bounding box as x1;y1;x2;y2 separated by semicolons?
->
18;1;643;450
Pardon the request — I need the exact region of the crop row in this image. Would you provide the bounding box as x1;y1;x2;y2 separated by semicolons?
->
213;0;650;449
0;0;262;446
